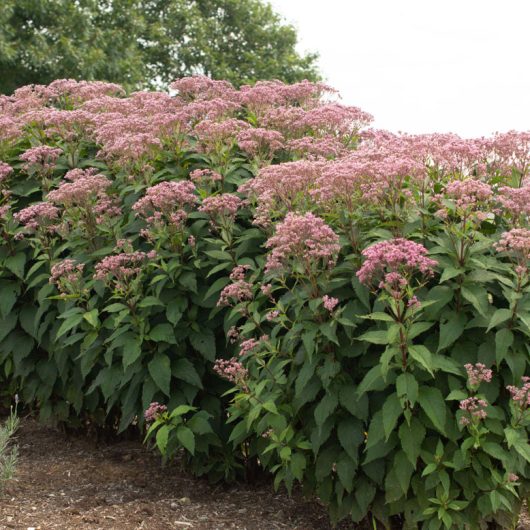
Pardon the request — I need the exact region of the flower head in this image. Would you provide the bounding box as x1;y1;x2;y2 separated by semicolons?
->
357;238;437;287
264;212;340;274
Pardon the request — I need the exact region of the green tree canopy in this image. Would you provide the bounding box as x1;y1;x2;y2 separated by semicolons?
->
0;0;320;94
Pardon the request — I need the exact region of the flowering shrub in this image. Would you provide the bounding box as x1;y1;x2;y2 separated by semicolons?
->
1;76;530;527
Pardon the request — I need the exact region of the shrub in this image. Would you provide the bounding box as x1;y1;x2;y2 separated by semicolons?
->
0;77;529;527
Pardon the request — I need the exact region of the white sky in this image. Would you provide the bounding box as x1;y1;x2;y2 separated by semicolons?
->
269;0;530;138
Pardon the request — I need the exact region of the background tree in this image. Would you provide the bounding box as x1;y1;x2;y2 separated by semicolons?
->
0;0;320;94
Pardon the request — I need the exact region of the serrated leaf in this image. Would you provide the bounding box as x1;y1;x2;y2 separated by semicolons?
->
148;353;171;396
176;425;195;455
149;323;177;344
418;386;446;434
382;393;402;440
487;308;512;333
396;372;418;406
399;417;425;465
314;393;338;428
189;329;216;361
438;313;466;351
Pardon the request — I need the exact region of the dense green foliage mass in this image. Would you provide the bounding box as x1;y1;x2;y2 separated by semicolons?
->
0;77;529;529
0;0;320;94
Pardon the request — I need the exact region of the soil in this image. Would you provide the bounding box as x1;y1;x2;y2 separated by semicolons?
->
0;418;356;530
1;418;528;530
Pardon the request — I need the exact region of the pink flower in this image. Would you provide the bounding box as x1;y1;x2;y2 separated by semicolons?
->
133;181;197;227
94;251;155;283
322;295;339;312
264;212;340;274
199;194;243;225
236;128;284;158
459;397;488;425
266;310;280;321
495;228;530;262
49;259;85;294
218;266;253;307
14;202;59;232
0;162;13;183
189;168;222;183
464;363;493;387
144;402;167;424
20;145;63;174
506;377;530;407
47;171;112;206
357;238;437;287
213;358;248;387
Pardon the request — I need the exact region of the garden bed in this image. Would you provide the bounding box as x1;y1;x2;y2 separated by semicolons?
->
0;418;357;530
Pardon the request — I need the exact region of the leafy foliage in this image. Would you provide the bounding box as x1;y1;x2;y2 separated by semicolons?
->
0;76;529;528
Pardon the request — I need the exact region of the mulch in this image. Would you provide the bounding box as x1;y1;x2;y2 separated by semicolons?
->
0;418;357;530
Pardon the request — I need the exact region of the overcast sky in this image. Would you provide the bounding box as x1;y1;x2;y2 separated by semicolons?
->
269;0;530;138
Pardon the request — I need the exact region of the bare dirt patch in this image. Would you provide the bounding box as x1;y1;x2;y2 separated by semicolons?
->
0;418;356;530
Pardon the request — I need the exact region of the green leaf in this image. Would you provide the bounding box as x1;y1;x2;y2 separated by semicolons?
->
357;365;385;396
439;267;463;283
438;313;466;351
337;418;364;461
394;450;414;494
5;253;26;278
156;424;169;454
189;329;216;361
336;455;356;493
0;280;19;319
176;425;195;455
418;386;446;435
149;323;177;344
83;309;99;328
495;328;513;365
122;336;142;368
138;296;164;308
399;417;425;465
56;313;84;339
314;393;338;428
382;393;402;441
357;330;389;345
461;285;489;317
396;372;419;406
148;353;171;396
172;358;203;388
203;277;230;301
166;297;186;325
487;308;512;332
408;345;434;376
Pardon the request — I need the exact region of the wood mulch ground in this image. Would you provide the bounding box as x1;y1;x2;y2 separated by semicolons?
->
0;418;357;530
1;418;529;530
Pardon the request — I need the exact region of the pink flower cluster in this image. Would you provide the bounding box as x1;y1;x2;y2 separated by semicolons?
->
442;178;493;217
0;162;13;183
464;363;493;386
189;168;223;184
49;259;85;294
94;250;156;282
213;358;248;387
20;145;63;174
322;295;339;312
506;377;530;407
265;212;340;274
47;171;112;206
133;181;197;227
144;402;167;424
497;183;530;220
199;193;243;224
236;128;285;158
218;265;253;307
459;397;488;425
495;228;530;261
14;202;59;232
357;238;437;286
